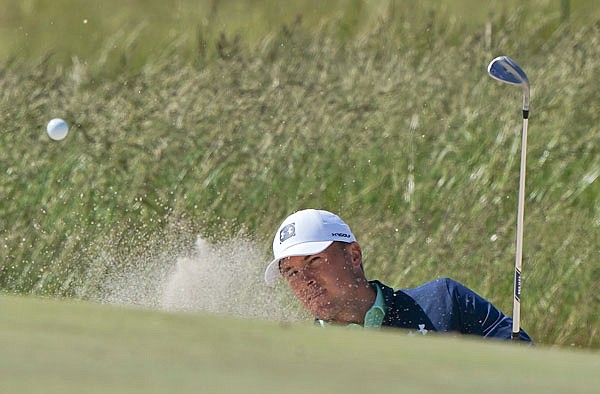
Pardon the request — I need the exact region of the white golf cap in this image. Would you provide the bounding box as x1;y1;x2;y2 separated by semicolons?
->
264;209;356;285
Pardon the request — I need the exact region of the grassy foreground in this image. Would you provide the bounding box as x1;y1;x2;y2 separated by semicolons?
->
1;294;599;394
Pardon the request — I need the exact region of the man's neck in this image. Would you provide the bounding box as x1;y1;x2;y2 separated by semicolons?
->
337;282;377;325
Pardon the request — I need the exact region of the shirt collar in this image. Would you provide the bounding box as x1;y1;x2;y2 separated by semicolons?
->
363;282;386;328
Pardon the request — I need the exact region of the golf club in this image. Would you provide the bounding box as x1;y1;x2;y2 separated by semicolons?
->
487;56;530;341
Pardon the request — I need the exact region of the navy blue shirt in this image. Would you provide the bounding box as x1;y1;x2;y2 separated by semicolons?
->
372;278;532;342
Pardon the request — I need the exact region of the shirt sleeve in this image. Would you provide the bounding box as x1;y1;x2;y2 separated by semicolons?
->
444;278;532;342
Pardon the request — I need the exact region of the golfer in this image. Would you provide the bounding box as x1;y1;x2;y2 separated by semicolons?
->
265;209;532;341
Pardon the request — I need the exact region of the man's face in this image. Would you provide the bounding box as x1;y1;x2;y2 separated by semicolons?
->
279;242;364;323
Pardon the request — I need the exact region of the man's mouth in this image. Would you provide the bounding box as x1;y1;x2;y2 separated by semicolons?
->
306;288;326;304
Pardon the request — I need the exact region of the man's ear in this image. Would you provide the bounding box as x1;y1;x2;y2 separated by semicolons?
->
347;242;363;270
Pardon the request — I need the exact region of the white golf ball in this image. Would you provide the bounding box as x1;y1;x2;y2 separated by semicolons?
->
46;118;69;141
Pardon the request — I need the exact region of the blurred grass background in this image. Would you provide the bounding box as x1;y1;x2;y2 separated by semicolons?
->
1;0;599;348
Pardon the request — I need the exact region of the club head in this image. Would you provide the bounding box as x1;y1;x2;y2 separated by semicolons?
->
487;56;530;111
487;56;529;86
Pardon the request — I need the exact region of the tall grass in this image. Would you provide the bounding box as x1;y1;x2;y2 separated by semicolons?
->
1;0;599;347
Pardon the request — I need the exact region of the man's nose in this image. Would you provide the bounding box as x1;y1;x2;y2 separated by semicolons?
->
297;269;315;285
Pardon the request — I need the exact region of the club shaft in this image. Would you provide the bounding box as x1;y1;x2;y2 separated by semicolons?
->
512;112;528;340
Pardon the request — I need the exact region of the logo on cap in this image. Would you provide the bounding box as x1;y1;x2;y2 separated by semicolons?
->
279;223;296;243
332;232;350;238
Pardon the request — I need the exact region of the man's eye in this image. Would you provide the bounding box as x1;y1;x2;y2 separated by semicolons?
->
286;270;298;278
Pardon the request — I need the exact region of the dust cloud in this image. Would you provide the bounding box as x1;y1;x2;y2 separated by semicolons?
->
85;236;304;322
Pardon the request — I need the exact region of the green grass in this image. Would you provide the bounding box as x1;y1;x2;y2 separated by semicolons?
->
1;0;600;349
1;293;599;394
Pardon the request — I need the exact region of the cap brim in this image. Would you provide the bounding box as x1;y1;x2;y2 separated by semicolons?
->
264;240;333;286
